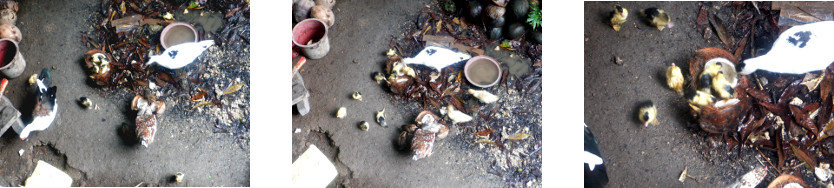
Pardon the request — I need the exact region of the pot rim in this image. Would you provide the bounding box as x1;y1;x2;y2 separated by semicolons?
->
0;38;18;70
160;22;198;49
464;55;502;88
292;18;329;48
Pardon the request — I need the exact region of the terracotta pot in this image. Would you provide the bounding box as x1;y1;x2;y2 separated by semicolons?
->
464;55;502;88
160;22;198;49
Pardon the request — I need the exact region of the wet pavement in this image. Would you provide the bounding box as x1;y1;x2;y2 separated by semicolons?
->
0;1;248;186
584;1;770;187
292;0;541;187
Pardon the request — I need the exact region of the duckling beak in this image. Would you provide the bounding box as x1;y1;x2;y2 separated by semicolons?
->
644;122;649;127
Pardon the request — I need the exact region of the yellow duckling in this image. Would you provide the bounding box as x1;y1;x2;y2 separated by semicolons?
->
610;5;628;31
666;63;684;94
638;101;659;127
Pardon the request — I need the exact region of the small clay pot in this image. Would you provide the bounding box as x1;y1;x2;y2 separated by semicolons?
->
464;55;502;88
160;22;198;49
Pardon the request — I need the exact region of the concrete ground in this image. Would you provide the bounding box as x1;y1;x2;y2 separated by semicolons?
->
291;0;542;187
584;1;770;187
0;0;248;186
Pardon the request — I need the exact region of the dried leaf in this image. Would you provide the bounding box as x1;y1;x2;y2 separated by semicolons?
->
507;132;531;140
474;129;494;136
120;1;126;14
476;139;498;147
190;89;208;101
801;72;824;92
190;101;215;110
820;118;834;140
791;143;818;168
222;83;245;95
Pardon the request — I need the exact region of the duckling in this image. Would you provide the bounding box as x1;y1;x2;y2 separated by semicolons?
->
352;91;363;101
698;63;723;92
336;107;346;119
467;89;499;103
666;63;684;94
376;108;387;127
638;101;659;127
359;121;370;131
685;89;715;106
610;5;628;31
641;8;671;31
373;72;387;84
711;71;734;99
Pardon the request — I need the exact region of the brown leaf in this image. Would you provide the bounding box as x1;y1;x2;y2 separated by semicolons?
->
790;143;817;168
746;88;771;103
190;89;208;101
474;129;494;136
790;105;818;134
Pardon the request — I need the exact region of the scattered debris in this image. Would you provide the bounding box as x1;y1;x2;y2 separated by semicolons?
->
678;166;688;183
728;166;767;188
612;56;623;65
816;163;832;182
294;128;301;134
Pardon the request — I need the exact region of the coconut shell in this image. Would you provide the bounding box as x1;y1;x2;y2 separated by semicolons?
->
411;128;436;160
4;1;16;12
688;47;738;90
766;174;808;188
507;0;529;21
0;23;20;42
84;49;114;86
489;27;503;39
314;0;335;9
486;5;505;20
492;0;507;7
310;5;334;26
0;9;14;26
293;0;315;23
467;1;483;22
505;22;526;39
698;76;752;133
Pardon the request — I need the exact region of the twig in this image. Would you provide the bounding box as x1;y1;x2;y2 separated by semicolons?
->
757;148;781;174
135;182;144;187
